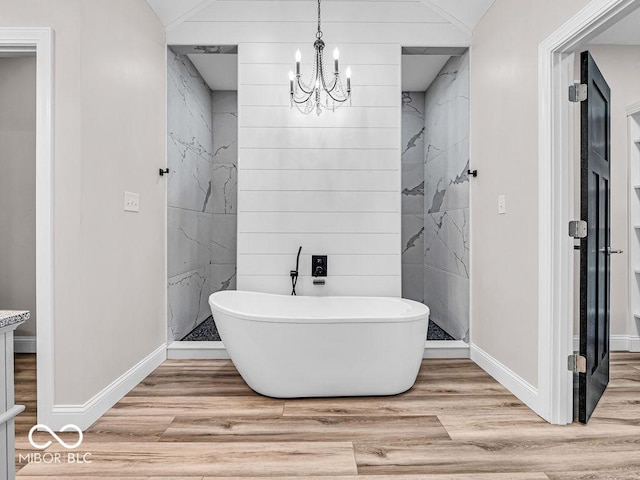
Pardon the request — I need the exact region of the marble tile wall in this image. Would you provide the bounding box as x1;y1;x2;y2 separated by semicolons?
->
167;48;237;341
423;52;470;341
210;91;238;296
401;92;425;304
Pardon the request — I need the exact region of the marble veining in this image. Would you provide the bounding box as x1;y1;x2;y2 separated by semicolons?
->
167;48;215;214
167;48;238;341
423;52;470;341
401;92;426;305
0;310;29;330
424;209;469;279
168;267;211;341
423;53;470;214
400;51;470;341
210;91;238;337
211;163;237;214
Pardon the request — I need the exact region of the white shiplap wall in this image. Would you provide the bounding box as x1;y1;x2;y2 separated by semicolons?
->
238;41;401;296
166;0;471;297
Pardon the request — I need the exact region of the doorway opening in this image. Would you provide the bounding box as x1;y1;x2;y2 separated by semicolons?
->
165;44;238;359
539;0;640;424
400;47;471;354
0;28;54;435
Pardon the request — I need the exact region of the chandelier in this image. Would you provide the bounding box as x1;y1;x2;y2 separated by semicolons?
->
288;0;351;115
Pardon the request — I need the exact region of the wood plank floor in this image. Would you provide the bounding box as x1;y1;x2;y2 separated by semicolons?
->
13;353;640;478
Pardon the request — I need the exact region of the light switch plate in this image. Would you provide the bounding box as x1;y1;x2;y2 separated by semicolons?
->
498;195;506;215
124;191;140;212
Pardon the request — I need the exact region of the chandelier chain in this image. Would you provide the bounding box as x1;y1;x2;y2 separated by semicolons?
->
316;0;322;39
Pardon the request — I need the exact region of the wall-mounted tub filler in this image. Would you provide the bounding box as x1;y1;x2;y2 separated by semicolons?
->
290;246;302;295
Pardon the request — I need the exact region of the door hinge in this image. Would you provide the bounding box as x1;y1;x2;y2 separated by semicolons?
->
569;83;588;102
568;354;587;373
568;220;587;238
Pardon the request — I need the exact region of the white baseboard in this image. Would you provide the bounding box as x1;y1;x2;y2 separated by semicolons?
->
167;341;230;359
166;340;469;360
573;335;640;352
14;335;36;353
470;343;539;413
48;344;166;431
424;340;469;358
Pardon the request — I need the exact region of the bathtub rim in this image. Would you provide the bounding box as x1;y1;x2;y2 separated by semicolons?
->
208;290;429;324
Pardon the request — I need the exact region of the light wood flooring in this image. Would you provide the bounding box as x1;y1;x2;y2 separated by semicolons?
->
13;352;640;479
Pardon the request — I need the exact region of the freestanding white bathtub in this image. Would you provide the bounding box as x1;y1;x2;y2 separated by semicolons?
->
208;291;429;398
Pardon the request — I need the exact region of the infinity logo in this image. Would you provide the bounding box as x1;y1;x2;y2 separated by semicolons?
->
28;424;84;450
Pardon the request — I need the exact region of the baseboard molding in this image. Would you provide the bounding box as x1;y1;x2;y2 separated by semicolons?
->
470;343;539;412
48;344;166;430
167;341;230;359
166;340;469;360
14;335;36;353
424;340;469;358
573;335;640;352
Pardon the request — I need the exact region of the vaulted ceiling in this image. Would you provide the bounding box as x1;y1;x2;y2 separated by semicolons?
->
145;0;495;35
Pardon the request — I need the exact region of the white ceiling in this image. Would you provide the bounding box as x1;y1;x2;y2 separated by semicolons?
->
402;54;450;91
185;51;451;92
188;53;238;90
154;0;490;92
590;7;640;45
145;0;495;32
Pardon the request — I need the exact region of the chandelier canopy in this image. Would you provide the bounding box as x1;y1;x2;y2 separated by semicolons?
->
289;0;351;115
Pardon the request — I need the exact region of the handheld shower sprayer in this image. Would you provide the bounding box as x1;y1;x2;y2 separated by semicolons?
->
290;246;302;295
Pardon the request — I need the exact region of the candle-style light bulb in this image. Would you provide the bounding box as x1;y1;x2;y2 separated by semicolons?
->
295;49;302;76
333;48;339;73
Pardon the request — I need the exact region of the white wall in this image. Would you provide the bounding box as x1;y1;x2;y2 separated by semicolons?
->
573;45;640;340
237;43;402;296
0;56;36;337
0;0;166;408
167;1;470;297
470;0;590;387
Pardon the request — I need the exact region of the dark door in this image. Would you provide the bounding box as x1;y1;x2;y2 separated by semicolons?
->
579;51;611;424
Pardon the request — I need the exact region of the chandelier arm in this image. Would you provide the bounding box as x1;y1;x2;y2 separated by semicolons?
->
295;77;315;95
292;94;315;105
323;74;339;93
324;88;350;103
318;60;347;102
293;70;317;102
292;84;315;103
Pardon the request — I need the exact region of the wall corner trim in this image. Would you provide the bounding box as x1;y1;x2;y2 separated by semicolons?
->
48;344;166;431
470;343;540;413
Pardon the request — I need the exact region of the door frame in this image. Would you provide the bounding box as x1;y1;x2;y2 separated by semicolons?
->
538;0;640;425
0;28;55;427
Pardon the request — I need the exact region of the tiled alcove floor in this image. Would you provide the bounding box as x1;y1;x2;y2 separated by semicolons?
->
182;316;455;342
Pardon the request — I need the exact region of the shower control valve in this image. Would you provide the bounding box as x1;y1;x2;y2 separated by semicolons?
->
312;255;327;277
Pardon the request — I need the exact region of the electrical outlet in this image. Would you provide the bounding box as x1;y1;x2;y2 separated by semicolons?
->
498;195;506;215
124;191;140;212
